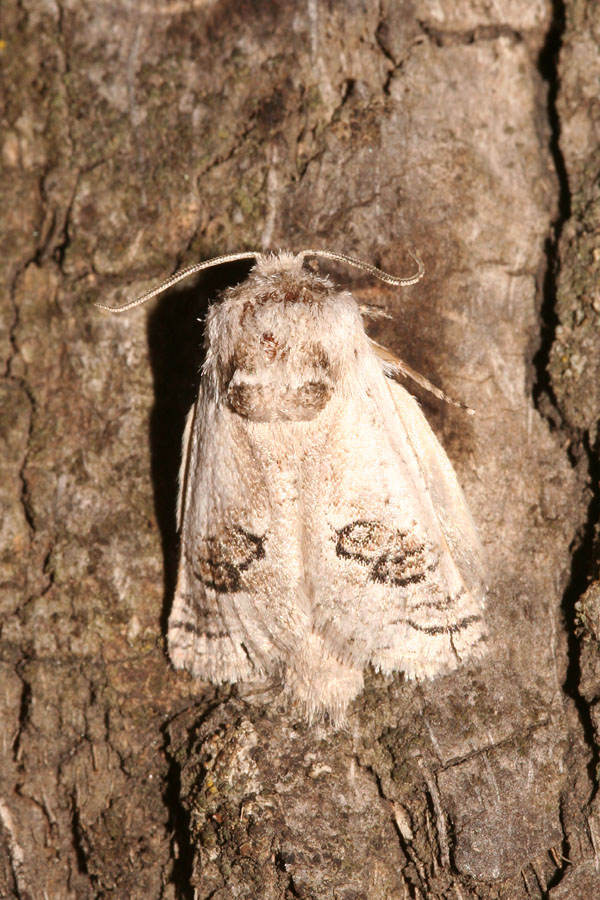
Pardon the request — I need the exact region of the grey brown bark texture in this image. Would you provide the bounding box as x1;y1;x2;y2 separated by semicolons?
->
1;1;599;898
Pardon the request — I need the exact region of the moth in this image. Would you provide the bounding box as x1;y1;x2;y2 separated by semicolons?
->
99;249;487;724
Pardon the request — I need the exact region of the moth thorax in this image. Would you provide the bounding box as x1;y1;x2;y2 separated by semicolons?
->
224;332;334;423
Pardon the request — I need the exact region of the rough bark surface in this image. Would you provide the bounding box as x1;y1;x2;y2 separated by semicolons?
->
0;1;598;898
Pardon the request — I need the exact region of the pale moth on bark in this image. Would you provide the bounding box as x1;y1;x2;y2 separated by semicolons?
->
99;249;487;725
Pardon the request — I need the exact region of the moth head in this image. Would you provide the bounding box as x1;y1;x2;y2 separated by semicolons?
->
206;258;354;422
96;248;424;422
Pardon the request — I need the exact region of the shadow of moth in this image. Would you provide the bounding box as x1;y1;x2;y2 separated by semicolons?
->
99;248;487;725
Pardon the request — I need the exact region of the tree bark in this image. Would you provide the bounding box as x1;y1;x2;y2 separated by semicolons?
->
1;1;598;898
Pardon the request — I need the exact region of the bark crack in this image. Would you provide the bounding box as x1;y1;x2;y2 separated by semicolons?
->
416;21;523;48
353;753;436;897
531;2;600;893
5;264;36;536
535;0;599;784
434;718;550;773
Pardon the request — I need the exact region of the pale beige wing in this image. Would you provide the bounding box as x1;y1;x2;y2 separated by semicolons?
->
299;353;487;688
168;386;311;685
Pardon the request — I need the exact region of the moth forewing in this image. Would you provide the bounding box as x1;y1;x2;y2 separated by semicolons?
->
381;377;487;670
385;377;487;603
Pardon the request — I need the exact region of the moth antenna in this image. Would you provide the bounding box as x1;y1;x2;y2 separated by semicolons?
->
298;248;424;287
371;339;475;414
95;251;260;313
96;247;423;314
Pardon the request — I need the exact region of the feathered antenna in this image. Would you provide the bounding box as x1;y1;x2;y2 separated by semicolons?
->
298;248;424;287
95;248;424;313
95;252;260;313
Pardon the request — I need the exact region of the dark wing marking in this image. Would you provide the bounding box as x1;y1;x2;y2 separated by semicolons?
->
192;527;266;593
